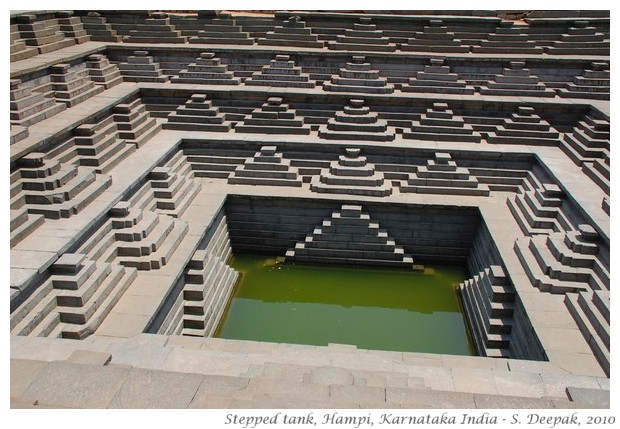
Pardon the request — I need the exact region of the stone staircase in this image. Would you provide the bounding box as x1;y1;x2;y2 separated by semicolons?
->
85;54;123;89
328;17;397;52
564;290;610;376
188;16;253;45
56;11;90;44
49;63;104;108
14;13;75;55
235;97;311;135
10;79;66;128
163;93;231;132
122;12;186;44
228;146;303;187
402;19;470;53
403;102;482;142
182;147;249;179
147;155;202;218
10;153;112;220
10;253;137;339
479;61;556;98
244;54;316;88
80;12;122;42
558;62;609;100
10;209;45;247
310;148;392;197
323;55;394;94
400;152;490;196
112;98;162;148
10;334;610;408
285;204;418;269
459;266;515;358
506;184;573;236
545;21;610;55
560;115;610;166
401;58;474;94
170;52;241;85
257;16;324;48
514;225;610;294
318;98;394;141
118;50;169;83
487;106;560;146
472;22;543;54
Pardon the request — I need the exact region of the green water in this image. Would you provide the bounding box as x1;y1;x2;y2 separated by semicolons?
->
216;254;475;356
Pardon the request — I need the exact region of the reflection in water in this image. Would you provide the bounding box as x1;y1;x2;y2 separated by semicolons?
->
216;254;475;356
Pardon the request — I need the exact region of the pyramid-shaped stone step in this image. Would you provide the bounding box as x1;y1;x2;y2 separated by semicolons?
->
323;55;394;94
235;97;311;135
15;13;75;54
56;11;90;44
401;58;474;94
310;147;391;197
112;98;161;147
318;99;394;141
506;183;572;236
182;252;239;337
257;16;324;48
164;93;231;132
487;106;560;146
328;17;397;52
171;52;241;85
472;22;543;54
244;54;315;88
228;145;303;187
116;215;189;270
558;62;609;100
188;16;253;45
479;61;556;98
285;204;417;269
561;116;610;164
49;63;104;108
545;21;609;55
71;115;135;174
118;50;169;83
85;54;123;89
403;102;482;143
400;152;489;196
123;12;186;43
10;79;66;127
401;19;470;53
80;12;122;42
183;148;248;179
564;290;610;376
148;162;202;218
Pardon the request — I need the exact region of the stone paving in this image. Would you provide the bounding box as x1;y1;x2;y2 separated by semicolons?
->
9;10;611;409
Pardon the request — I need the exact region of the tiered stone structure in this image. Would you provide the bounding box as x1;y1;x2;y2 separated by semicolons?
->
10;253;137;339
558;62;610;100
401;19;469;53
472;22;543;54
328;17;397;52
514;225;610;294
56;11;90;44
285;204;417;268
171;52;241;85
257;16;324;48
228;146;302;187
565;289;610;376
244;55;315;88
318;99;394;141
235;97;311;135
459;266;515;357
123;12;186;43
400;152;490;196
310;148;392;196
486;106;560;145
147;160;202;218
546;21;610;55
14;13;75;55
85;54;123;89
401;58;474;94
404;102;482;142
112;99;161;148
323;55;394;94
561;115;610;167
118;50;169;83
79;12;122;42
188;16;253;45
479;61;555;98
10;79;66;128
164;94;230;132
10;23;38;62
49;63;104;107
181;249;239;337
10;153;112;220
507;183;573;236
